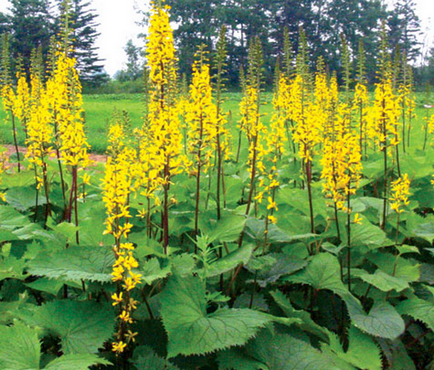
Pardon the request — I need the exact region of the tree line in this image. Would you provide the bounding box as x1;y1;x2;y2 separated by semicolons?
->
1;0;432;90
160;0;423;86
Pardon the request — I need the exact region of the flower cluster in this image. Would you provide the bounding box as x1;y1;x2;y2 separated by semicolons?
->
13;71;31;126
239;85;268;175
293;102;321;163
390;174;411;214
102;125;141;355
269;75;290;157
25;72;53;171
49;53;90;168
186;52;217;173
321;133;362;212
368;79;401;153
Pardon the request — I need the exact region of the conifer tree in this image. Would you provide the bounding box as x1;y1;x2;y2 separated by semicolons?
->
7;0;55;72
58;0;106;86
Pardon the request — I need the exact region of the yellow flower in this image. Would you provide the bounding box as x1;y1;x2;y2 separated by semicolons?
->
125;330;138;343
268;215;277;224
81;173;91;185
267;197;278;211
138;208;147;219
119;310;133;324
112;341;127;354
111;292;123;306
353;213;363;225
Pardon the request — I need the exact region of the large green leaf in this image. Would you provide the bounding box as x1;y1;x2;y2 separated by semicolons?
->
246;218;316;244
353;269;409;292
249;254;307;287
27;245;114;283
406;213;434;243
25;278;64;295
207;243;254;277
287;253;405;339
24;300;115;354
141;258;171;285
287;253;348;297
0;229;19;242
378;339;416;370
396;297;434;331
345;299;404;340
323;327;382;370
5;186;46;211
245;329;356;370
350;219;389;249
276;187;328;219
0;255;26;281
43;354;111;370
78;202;112;246
366;252;420;283
0;322;41;370
218;348;265;370
204;213;246;243
270;291;328;341
160;273;297;358
0;205;29;230
131;346;179;370
0;300;33;325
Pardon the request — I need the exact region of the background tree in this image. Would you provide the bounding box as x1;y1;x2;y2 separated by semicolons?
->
159;0;401;86
388;0;421;62
164;0;219;78
4;0;55;73
115;39;144;82
58;0;107;86
0;0;107;86
0;12;9;35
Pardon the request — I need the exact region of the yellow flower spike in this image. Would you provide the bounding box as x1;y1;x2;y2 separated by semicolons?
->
321;131;362;213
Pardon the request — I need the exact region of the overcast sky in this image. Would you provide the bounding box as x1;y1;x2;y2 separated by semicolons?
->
0;0;433;75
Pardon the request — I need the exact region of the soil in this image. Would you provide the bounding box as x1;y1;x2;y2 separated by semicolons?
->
2;144;107;170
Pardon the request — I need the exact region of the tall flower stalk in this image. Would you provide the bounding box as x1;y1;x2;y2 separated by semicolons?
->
146;0;183;253
354;41;369;159
186;45;217;240
102;129;141;359
52;52;91;242
214;25;230;219
26;66;54;225
239;38;266;235
0;33;21;172
369;23;401;229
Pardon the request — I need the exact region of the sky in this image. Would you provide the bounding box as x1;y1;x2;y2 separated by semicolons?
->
0;0;433;75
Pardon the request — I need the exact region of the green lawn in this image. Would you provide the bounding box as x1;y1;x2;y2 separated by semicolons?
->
0;91;432;154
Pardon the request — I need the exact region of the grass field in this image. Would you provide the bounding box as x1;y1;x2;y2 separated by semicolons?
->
0;91;432;154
